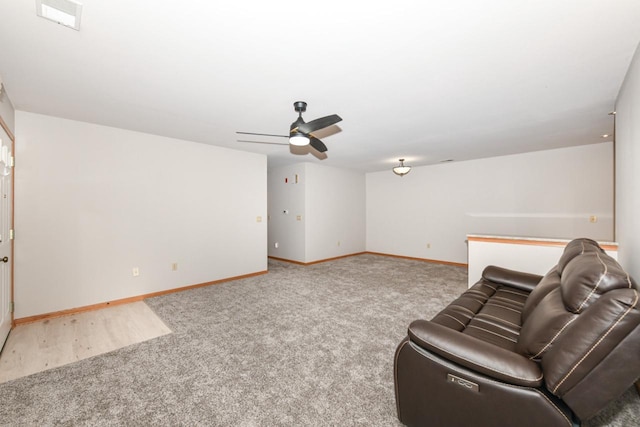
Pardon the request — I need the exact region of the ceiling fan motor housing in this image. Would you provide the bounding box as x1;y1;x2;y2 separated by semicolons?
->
293;101;307;113
291;101;307;134
290;117;306;133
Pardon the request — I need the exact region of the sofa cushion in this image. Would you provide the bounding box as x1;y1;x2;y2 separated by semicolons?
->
541;288;640;397
432;279;529;352
556;238;602;274
561;251;635;313
521;267;561;322
517;288;576;360
482;265;542;292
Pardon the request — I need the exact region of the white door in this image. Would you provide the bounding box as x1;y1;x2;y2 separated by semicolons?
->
0;134;13;350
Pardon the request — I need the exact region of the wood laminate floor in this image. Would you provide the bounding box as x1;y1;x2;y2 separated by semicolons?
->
0;301;172;383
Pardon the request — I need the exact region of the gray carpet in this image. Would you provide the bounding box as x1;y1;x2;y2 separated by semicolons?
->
0;254;638;426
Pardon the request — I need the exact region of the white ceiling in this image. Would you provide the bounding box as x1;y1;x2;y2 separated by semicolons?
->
1;1;640;173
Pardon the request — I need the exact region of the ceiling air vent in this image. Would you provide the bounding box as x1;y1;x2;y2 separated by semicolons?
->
36;0;83;31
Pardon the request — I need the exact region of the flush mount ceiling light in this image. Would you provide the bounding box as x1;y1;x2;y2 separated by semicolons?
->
36;0;83;31
393;159;411;177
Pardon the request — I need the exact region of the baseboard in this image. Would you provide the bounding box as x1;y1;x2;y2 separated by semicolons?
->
269;252;467;268
365;251;468;268
14;270;268;325
269;253;367;266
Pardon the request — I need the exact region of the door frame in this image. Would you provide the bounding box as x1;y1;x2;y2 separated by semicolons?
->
0;114;15;334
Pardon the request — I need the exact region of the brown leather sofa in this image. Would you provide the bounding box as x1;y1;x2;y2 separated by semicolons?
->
394;238;640;426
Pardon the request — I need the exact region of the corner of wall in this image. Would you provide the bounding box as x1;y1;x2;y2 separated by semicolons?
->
614;40;640;280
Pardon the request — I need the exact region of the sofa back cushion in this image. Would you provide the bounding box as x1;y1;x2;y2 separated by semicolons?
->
555;238;602;274
518;239;635;360
521;268;561;322
541;287;640;405
517;287;576;360
561;250;635;313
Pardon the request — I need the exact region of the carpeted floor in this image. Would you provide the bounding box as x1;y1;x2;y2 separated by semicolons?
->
0;254;638;426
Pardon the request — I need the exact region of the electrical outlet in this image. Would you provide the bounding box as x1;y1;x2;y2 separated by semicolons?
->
589;215;598;223
132;267;140;277
256;216;262;222
274;242;279;248
172;263;178;271
427;243;431;249
337;241;341;246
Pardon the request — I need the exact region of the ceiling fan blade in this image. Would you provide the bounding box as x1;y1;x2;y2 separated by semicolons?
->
237;140;289;146
297;114;342;134
309;136;328;153
236;131;289;138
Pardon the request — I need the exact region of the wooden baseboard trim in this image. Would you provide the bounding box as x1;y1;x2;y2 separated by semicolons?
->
269;252;466;268
365;251;468;268
14;270;268;325
268;256;307;265
269;252;367;266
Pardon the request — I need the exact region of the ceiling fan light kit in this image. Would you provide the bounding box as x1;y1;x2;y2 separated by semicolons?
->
393;159;411;177
289;134;310;146
289;101;310;146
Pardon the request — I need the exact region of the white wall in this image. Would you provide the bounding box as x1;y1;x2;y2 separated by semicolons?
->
305;163;365;262
366;143;614;264
615;42;640;281
14;112;267;318
268;162;366;263
267;163;306;262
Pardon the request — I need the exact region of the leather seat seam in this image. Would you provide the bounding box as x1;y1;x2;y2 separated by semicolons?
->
466;324;518;343
528;316;577;360
472;317;521;335
499;288;530;297
440;313;467;328
485;302;522;314
492;296;526;307
475;313;522;329
448;304;477;317
575;251;607;313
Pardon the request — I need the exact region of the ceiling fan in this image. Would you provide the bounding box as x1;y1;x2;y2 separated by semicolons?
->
237;101;342;153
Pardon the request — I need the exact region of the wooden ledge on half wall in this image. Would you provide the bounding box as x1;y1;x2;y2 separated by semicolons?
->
466;234;619;288
467;234;618;252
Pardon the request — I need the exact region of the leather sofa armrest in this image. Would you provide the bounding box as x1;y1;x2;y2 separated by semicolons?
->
408;320;543;387
482;265;542;292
